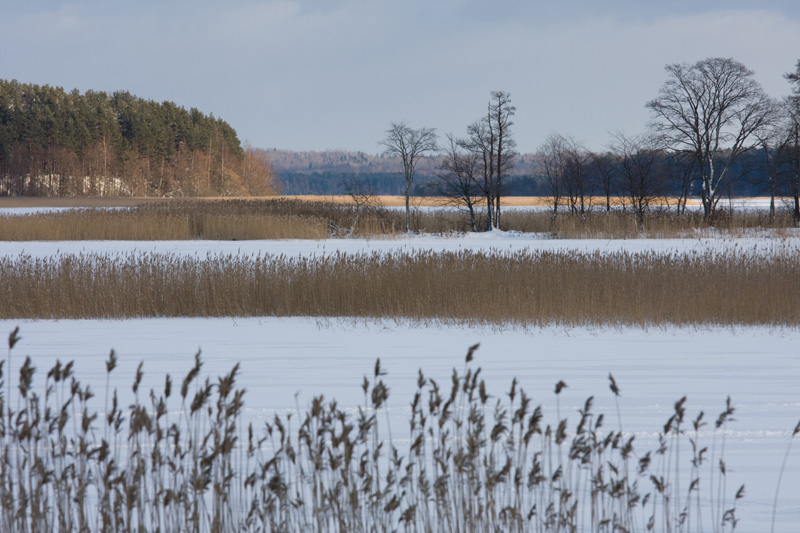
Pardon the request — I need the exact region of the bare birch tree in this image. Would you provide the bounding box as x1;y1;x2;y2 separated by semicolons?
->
380;122;437;232
647;57;774;220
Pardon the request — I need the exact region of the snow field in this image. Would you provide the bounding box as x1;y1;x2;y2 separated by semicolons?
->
2;317;798;531
0;228;798;530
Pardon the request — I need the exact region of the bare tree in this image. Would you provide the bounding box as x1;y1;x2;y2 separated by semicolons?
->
786;105;800;222
592;151;618;212
663;151;696;215
611;132;666;228
561;137;593;216
647;57;774;220
337;173;385;235
431;134;481;232
488;91;517;229
380;122;438;232
753;98;792;219
455;92;516;231
461;119;496;230
535;133;569;221
785;60;800;222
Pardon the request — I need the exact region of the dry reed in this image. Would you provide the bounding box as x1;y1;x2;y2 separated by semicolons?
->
0;198;797;240
0;248;797;325
0;199;401;241
1;330;781;532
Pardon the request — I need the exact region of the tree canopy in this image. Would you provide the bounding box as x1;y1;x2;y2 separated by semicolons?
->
0;80;277;197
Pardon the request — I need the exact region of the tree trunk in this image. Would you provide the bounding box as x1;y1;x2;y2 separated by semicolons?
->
468;204;478;232
794;194;800;224
485;194;493;231
404;181;411;233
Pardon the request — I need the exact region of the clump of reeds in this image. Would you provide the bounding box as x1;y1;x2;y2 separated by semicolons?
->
0;198;797;240
1;248;799;326
497;208;799;239
3;328;790;532
0;198;404;241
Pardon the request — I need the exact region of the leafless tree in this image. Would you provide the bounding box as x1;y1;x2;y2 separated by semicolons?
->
647;57;775;220
611;132;667;228
753;98;792;218
461;119;496;230
535;133;569;220
663;151;696;215
432;134;481;232
592;151;618;212
457;91;516;231
561;137;593;216
337;173;385;235
785;60;800;222
380;122;438;232
488;91;517;229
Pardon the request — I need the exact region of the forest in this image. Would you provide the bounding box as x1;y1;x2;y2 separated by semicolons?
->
0;80;278;197
3;56;799;221
268;147;785;199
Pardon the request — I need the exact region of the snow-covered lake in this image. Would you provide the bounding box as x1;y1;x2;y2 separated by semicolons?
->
1;230;799;259
1;230;798;531
3;318;798;531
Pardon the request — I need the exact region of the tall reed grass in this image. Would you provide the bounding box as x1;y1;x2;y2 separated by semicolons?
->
498;209;799;239
0;199;400;241
4;328;794;532
0;198;797;240
1;248;798;325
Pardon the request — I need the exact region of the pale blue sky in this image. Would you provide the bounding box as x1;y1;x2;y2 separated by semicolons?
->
2;1;799;153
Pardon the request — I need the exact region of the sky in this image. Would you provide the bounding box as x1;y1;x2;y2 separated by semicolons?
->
2;0;799;154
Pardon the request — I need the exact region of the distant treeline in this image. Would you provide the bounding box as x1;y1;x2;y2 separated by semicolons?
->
277;171;552;196
267;148;782;199
0;80;278;197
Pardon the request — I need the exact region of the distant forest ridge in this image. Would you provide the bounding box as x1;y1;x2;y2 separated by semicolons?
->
263;148;536;174
0;80;278;197
261;148;777;198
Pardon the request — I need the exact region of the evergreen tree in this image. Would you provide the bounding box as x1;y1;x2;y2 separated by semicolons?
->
0;79;276;197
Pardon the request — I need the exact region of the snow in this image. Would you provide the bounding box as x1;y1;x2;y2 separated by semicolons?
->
0;229;798;530
2;317;798;531
0;207;76;216
1;232;799;259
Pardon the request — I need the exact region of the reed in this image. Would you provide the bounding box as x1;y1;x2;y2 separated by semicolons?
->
0;248;798;325
2;330;781;532
0;198;797;240
0;199;401;241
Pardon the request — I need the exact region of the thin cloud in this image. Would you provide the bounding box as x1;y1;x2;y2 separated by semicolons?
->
0;2;797;152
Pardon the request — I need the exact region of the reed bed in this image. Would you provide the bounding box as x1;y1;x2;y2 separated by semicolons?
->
5;328;787;533
0;198;798;240
0;199;401;241
503;209;799;239
1;248;798;325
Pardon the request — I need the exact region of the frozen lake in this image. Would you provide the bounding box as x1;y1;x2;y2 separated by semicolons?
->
0;227;798;530
3;317;798;531
1;230;799;259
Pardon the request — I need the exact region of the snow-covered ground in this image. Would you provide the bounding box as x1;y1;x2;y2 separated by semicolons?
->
2;318;798;531
1;231;799;259
0;228;798;531
0;206;79;215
